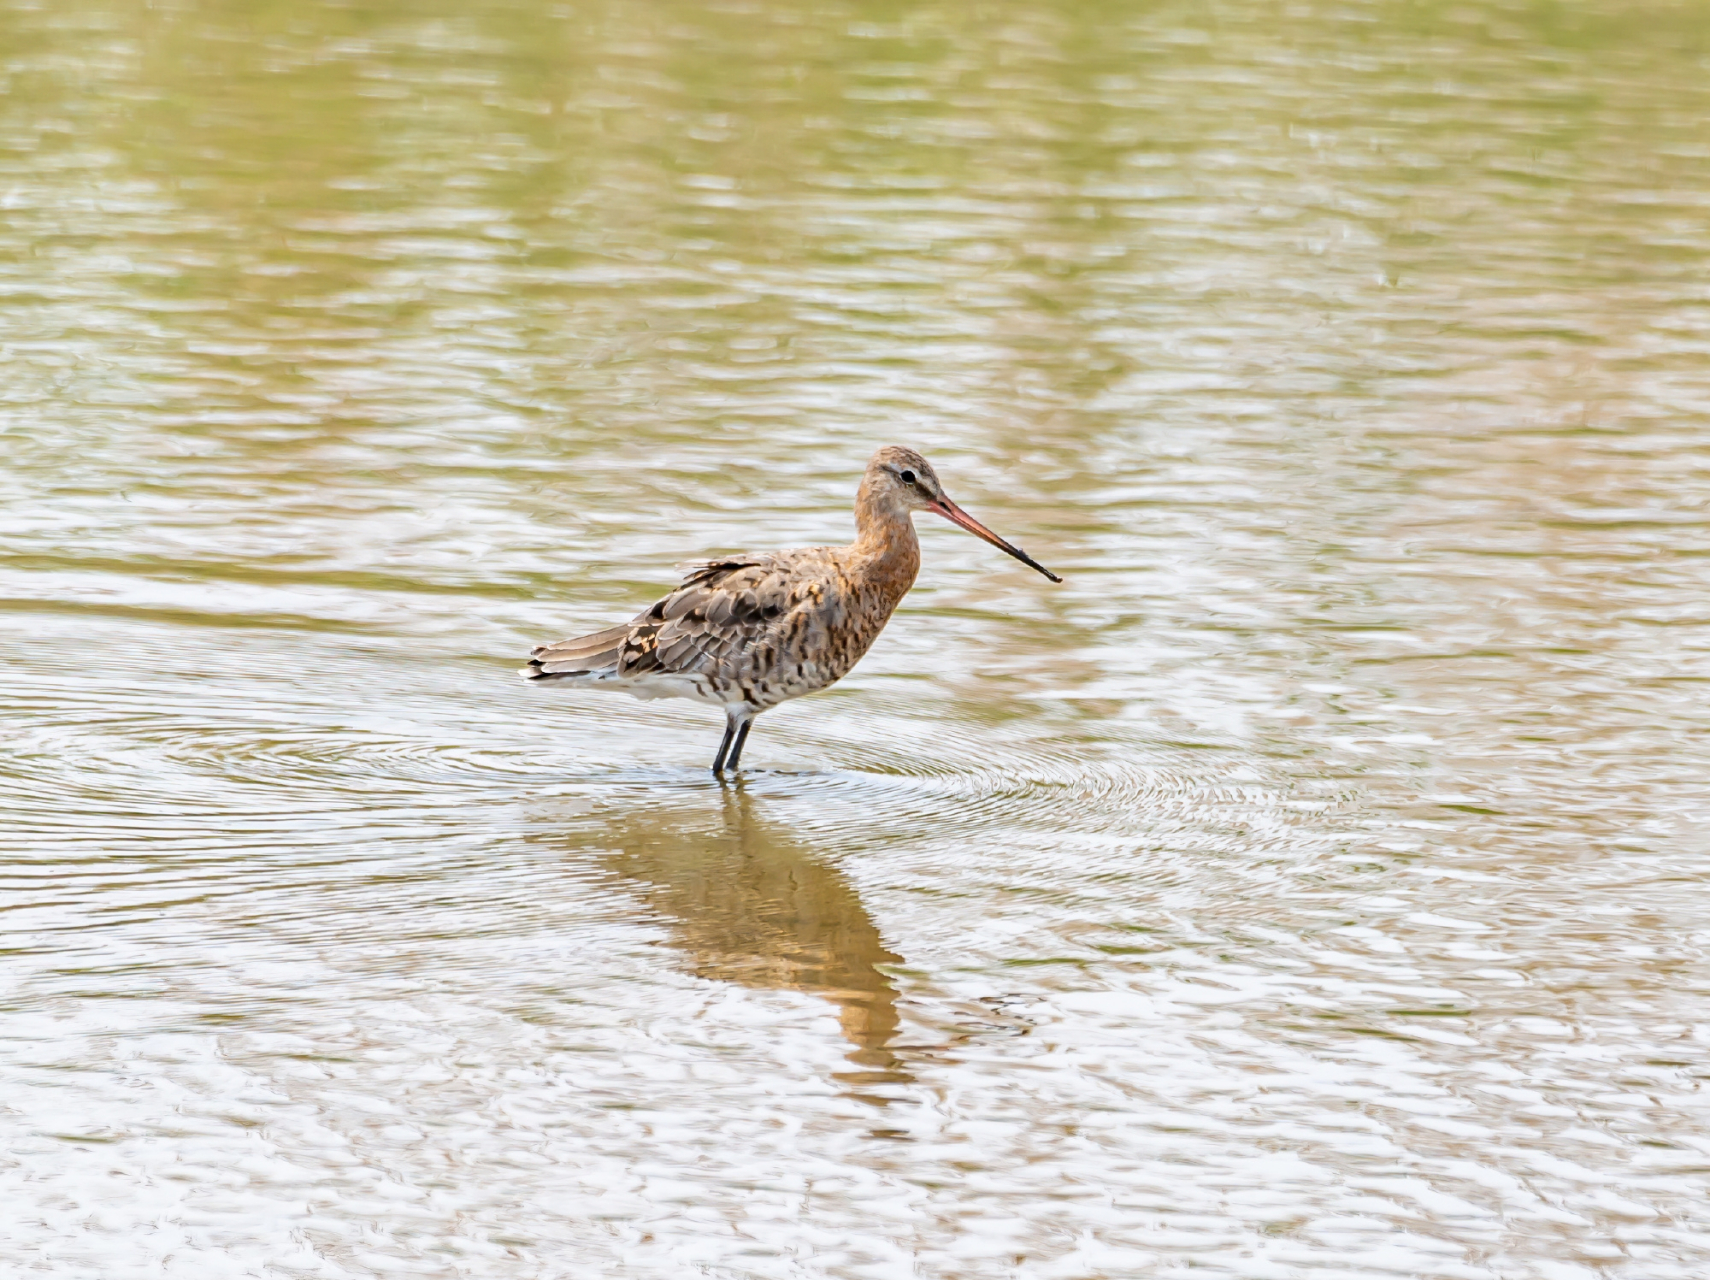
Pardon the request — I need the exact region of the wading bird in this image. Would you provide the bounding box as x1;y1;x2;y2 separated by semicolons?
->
520;446;1060;773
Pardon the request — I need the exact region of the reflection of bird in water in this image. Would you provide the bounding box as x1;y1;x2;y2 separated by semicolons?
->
602;785;909;1091
521;446;1060;772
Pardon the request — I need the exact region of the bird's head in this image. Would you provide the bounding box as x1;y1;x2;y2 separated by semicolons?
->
863;445;1062;582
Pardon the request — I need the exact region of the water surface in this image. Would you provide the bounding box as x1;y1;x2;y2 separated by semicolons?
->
4;0;1710;1276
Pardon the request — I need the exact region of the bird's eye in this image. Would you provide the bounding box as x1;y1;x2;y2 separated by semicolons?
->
900;469;916;485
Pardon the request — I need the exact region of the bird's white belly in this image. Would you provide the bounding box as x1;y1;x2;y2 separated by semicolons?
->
554;669;726;706
538;659;838;713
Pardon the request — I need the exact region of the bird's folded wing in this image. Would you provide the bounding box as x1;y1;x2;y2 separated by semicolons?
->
623;554;827;681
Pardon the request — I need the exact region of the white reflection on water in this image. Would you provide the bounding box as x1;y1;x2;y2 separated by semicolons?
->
4;0;1710;1275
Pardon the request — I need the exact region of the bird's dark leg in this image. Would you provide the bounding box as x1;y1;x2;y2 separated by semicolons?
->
725;717;754;771
711;717;738;774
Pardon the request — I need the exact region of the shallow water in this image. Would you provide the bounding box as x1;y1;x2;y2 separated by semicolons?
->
5;0;1710;1275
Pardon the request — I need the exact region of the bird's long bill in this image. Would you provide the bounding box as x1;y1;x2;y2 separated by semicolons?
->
931;497;1063;582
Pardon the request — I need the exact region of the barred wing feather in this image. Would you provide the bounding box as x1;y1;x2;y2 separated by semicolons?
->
523;552;841;703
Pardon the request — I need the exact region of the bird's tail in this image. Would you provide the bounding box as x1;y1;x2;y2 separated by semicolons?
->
519;624;629;682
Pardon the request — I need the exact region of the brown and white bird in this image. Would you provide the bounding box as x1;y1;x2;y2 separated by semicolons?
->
520;445;1061;772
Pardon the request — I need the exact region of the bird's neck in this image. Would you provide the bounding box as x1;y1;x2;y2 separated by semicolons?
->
849;481;922;596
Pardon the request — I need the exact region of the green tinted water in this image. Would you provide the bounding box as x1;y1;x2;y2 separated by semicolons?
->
5;1;1710;1275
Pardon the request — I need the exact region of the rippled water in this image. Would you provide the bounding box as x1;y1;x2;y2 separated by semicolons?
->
5;0;1710;1275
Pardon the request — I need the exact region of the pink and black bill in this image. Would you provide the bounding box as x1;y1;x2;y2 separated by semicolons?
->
930;497;1063;583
